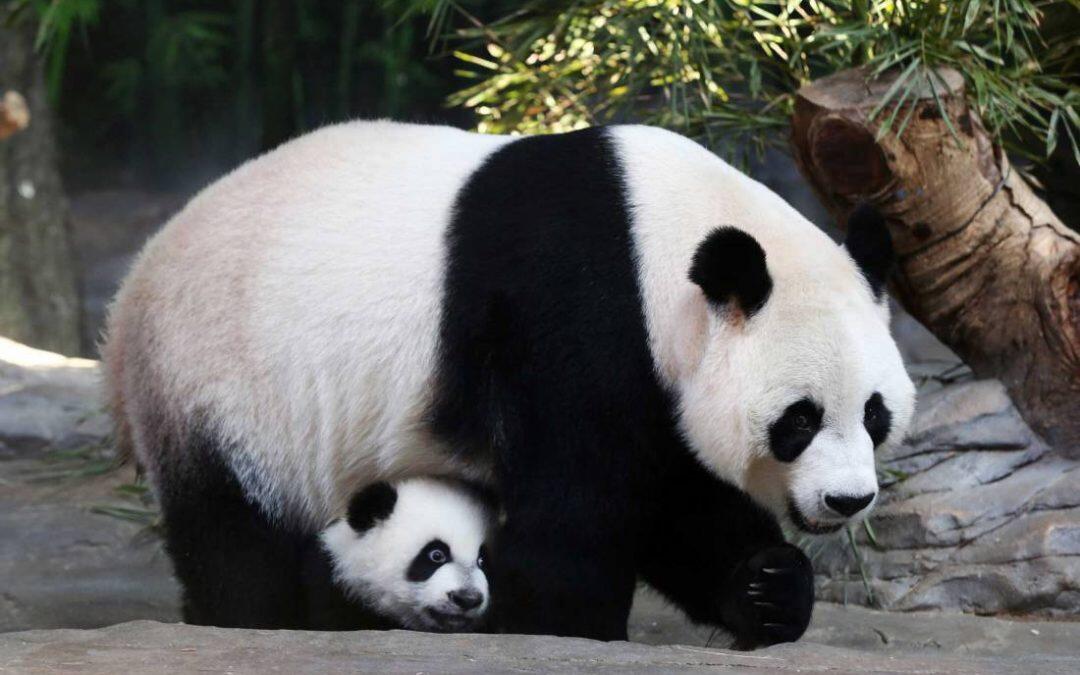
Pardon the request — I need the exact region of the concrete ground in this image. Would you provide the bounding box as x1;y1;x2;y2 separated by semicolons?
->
2;614;1079;674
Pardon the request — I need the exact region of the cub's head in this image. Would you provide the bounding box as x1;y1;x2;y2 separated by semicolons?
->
674;204;915;534
320;477;493;631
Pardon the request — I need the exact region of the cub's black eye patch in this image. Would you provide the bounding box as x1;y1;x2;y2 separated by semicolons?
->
769;398;823;463
864;392;892;447
407;539;451;582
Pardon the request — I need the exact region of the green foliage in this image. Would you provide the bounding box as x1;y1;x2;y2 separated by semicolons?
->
8;0;102;102
9;0;499;185
431;0;1080;165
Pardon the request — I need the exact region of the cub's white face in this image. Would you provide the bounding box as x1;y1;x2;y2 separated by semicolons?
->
321;478;492;631
673;210;915;535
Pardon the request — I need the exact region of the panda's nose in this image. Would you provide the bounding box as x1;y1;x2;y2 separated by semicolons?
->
448;589;484;610
824;492;875;518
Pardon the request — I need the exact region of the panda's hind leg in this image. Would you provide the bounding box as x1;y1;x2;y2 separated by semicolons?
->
154;429;306;628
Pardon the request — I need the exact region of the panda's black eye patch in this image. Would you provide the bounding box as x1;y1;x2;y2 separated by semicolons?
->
769;398;823;463
477;544;489;571
864;392;892;448
407;539;451;582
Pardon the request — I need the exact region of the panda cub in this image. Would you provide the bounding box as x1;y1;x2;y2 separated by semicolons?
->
302;477;494;632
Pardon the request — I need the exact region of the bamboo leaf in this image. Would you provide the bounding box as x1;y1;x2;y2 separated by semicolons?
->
870;57;920;121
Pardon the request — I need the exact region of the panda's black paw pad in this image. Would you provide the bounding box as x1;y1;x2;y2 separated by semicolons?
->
727;543;813;647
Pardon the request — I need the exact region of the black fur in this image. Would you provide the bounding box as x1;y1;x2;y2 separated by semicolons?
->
637;447;812;649
346;482;398;533
407;540;451;582
431;127;802;645
718;542;815;649
768;398;824;463
689;227;773;316
844;203;894;298
863;392;892;447
155;426;307;628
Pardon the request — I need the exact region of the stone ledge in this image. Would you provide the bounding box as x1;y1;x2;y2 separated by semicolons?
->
2;619;1077;675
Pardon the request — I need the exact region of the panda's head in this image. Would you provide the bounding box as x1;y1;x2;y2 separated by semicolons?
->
320;477;493;631
674;204;915;534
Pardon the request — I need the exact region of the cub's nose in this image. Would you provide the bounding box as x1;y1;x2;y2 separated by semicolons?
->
448;589;484;611
824;492;875;518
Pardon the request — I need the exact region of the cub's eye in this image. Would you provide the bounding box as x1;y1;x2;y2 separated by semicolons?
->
428;547;448;564
478;545;489;570
793;414;812;432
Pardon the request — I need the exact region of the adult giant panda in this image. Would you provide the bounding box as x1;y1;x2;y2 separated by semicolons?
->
103;122;915;644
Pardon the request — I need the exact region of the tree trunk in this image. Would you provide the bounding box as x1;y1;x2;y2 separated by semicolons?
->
791;67;1080;455
0;14;80;354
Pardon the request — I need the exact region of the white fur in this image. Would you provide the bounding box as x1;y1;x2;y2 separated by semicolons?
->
611;126;915;531
106;121;914;534
320;477;491;631
107;121;509;525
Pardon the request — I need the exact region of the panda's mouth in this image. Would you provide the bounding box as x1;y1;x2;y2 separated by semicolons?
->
786;499;845;535
423;608;477;631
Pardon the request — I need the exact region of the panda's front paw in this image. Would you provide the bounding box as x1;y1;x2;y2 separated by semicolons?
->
722;543;814;649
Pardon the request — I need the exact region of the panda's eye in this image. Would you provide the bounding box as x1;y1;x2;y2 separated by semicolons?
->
428;547;448;564
863;392;892;448
477;544;489;570
793;414;812;432
768;398;823;463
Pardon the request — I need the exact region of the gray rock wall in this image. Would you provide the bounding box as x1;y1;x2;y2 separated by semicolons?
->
811;317;1080;616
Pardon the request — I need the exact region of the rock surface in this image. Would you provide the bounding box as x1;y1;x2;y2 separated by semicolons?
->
2;618;1079;674
812;375;1080;616
0;339;177;633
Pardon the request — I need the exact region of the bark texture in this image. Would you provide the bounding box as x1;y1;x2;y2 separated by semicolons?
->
0;14;80;354
791;67;1080;455
0;91;30;140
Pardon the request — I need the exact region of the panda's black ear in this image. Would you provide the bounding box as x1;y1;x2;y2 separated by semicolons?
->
844;203;894;299
689;227;772;317
346;482;398;534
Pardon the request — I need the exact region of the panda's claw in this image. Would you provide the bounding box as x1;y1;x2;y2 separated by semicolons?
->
725;543;814;648
760;567;796;576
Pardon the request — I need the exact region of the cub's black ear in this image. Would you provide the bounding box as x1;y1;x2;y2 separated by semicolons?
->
346;482;398;534
844;203;894;299
689;227;772;317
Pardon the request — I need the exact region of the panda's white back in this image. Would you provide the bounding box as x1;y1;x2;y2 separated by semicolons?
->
107;121;510;524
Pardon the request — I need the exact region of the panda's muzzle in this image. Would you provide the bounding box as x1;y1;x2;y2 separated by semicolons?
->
786;498;845;535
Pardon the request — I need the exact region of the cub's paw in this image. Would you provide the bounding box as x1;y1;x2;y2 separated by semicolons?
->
722;543;814;648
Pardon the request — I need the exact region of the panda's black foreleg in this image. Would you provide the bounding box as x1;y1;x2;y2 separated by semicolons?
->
489;482;640;640
637;454;814;649
154;430;306;628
